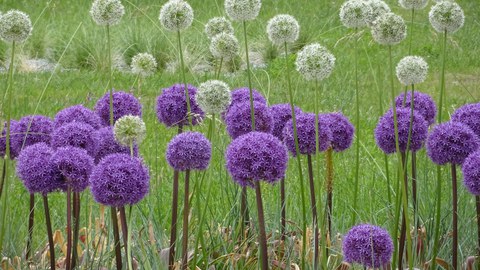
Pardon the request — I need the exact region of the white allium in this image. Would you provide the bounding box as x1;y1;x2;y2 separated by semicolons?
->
429;1;464;34
399;0;429;10
396;56;429;85
209;32;240;60
339;0;372;28
225;0;262;22
205;17;234;39
131;53;157;77
159;0;194;32
114;115;147;147
295;43;336;81
90;0;125;26
266;14;300;45
0;10;32;43
196;80;232;114
364;0;391;26
371;12;407;45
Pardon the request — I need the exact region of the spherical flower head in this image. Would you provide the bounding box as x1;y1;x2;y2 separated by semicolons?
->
427;122;479;165
95;90;142;126
225;101;273;139
51;122;96;155
399;0;428;10
429;1;464;34
196;80;232;114
270;104;302;141
451;103;480;138
339;0;373;28
395;91;437;126
462;151;480;196
225;0;261;22
323;112;355;152
375;108;428;154
156;84;204;128
90;0;125;26
371;12;407;45
210;32;240;61
113;115;146;148
266;14;300;45
159;0;194;32
131;52;157;77
166;132;212;171
11;115;53;159
51;146;94;192
283;112;333;156
295;43;336;81
342;224;393;268
205;17;234;39
226;131;288;187
396;56;429;86
222;87;267;119
93;126;137;163
16;143;64;195
54;104;102;130
0;10;32;43
364;0;391;26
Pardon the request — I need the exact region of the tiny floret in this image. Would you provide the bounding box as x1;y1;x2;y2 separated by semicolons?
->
156;84;204;128
323;112;355;152
225;101;273;139
131;53;157;77
95;90;142;126
270;104;302;141
113;115;146;147
462;151;480;196
51;146;94;192
339;0;372;28
295;43;336;81
266;14;300;45
159;0;194;32
166;132;212;171
90;0;125;26
429;1;464;34
205;17;234;39
225;0;262;22
396;56;428;86
54;104;102;129
399;0;428;10
364;0;391;26
196;80;232;114
451;103;480;138
210;32;240;60
0;10;32;43
371;12;407;45
395;91;437;126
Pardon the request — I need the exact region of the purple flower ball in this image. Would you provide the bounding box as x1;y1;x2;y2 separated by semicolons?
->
342;224;393;268
323;112;355;152
225;101;273;139
51;146;94;192
223;87;267;118
374;108;428;154
462;151;480;196
11;115;54;159
270;103;302;141
95;90;142;126
166;132;212;171
51;122;96;155
427;122;480;165
283;112;332;156
226;131;288;187
156;84;204;128
395;91;437;126
89;153;150;207
93;126;137;164
451;103;480;138
54;104;102;129
16;143;64;195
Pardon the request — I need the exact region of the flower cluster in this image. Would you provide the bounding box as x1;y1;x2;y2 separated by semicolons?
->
92;126;136;163
131;52;157;77
51;146;94;192
225;0;262;22
266;14;300;45
0;10;32;43
51;122;96;155
295;43;336;81
364;0;391;26
270;103;302;141
90;0;125;26
283;113;332;156
11;115;53;159
159;0;194;32
166;132;212;171
323;112;355;152
113;115;146;147
195;80;232;115
371;12;407;45
210;32;240;60
399;0;428;10
156;84;204;128
339;0;372;28
451;103;480;138
429;1;464;34
95;90;142;126
225;101;273;139
396;56;429;86
205;17;234;39
462;151;480;196
395;91;437;126
54;104;102;129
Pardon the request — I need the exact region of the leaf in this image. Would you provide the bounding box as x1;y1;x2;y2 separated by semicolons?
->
465;256;477;270
424;257;449;269
335;262;351;270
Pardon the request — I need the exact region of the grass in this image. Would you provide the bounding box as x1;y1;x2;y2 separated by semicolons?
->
1;0;480;269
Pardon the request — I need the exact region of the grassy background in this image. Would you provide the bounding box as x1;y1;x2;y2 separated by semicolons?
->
1;0;479;269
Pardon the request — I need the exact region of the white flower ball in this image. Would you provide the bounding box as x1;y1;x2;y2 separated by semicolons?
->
131;53;157;77
196;80;232;114
114;115;146;146
339;0;372;28
90;0;125;26
0;10;32;43
396;56;429;86
371;12;407;45
364;0;391;26
429;1;464;34
266;14;300;45
205;17;234;39
399;0;429;10
159;0;194;32
225;0;262;22
295;43;336;81
210;32;240;60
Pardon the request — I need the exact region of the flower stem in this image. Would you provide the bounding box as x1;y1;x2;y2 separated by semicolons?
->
120;207;128;260
127;206;133;270
111;206;123;270
43;195;56;270
26;193;35;261
71;192;81;268
181;170;191;270
398;152;410;269
66;187;72;270
255;181;269;270
177;30;193;129
476;196;480;265
452;164;458;270
0;159;5;199
215;57;223;80
169;127;182;270
280;177;286;241
307;155;319;269
352;27;360;226
107;25;114;126
326;148;333;244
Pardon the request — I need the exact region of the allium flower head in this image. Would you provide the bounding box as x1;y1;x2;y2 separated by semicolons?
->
266;14;300;45
196;80;232;114
222;87;267;119
93;126;136;163
339;0;373;28
295;43;336;81
51;122;96;155
371;12;407;45
210;32;240;60
396;56;429;86
156;84;204;128
113;115;146;147
131;53;157;77
364;0;391;26
166;132;212;171
225;0;262;22
90;153;149;207
429;1;464;34
427;122;479;165
51;146;94;192
225;101;273;139
16;143;63;195
399;0;428;10
54;104;102;129
90;0;125;26
11;115;53;159
395;91;437;126
270;103;302;141
462;151;480;196
0;10;32;43
226;131;288;187
205;17;234;39
375;108;428;154
323;112;355;152
342;224;394;268
95;90;142;126
159;0;194;32
451;103;480;138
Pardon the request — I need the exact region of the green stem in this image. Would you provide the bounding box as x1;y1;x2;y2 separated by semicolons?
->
243;21;256;131
408;8;415;55
111;207;123;270
255;181;269;270
177;30;193;130
26;193;35;261
107;25;114;126
127;206;133;270
215;57;223;80
352;27;360;225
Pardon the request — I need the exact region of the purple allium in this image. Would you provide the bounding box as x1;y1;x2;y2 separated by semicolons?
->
462;151;480;196
51;146;94;192
95;90;142;126
270;103;302;141
16;143;64;195
374;108;428;154
11;115;53;159
283;113;332;156
156;84;204;128
342;224;394;268
223;87;267;119
395;91;437;126
225;101;273;139
322;112;355;152
51;122;96;155
427;122;480;165
166;132;212;171
451;103;480;138
89;153;150;207
54;104;102;129
225;131;288;187
0;120;16;158
92;126;137;164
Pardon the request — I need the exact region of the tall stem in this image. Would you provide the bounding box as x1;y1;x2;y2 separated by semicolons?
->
476;196;480;265
255;181;269;270
280;178;286;241
43;195;56;270
0;159;5;199
352;28;360;225
107;25;114;126
181;170;191;270
307;155;319;269
26;193;35;261
326;148;333;244
120;207;129;259
177;30;193;129
169;143;181;269
66;187;72;270
398;153;409;269
71;192;81;268
215;57;223;80
111;206;122;270
451;164;458;270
